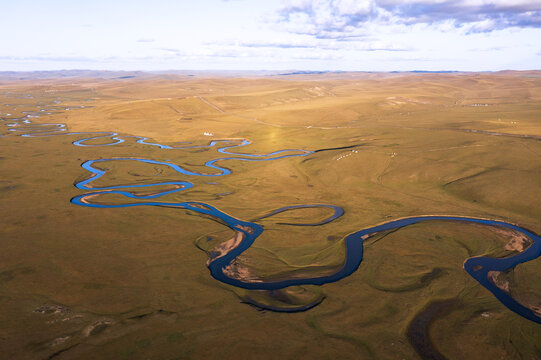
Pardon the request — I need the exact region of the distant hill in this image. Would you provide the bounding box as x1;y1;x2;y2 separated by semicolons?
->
0;70;150;80
0;69;539;81
390;70;462;74
277;70;344;76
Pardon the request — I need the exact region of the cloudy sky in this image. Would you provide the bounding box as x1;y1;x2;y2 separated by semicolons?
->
1;0;540;71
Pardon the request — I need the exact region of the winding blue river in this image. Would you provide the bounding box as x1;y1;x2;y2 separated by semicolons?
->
2;109;541;323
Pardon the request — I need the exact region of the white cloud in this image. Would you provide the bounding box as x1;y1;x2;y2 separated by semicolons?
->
278;0;541;39
334;0;374;16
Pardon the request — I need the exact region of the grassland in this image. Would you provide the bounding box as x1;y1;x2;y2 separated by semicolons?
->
0;71;540;359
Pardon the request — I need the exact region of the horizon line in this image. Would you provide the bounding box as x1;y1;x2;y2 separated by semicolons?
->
1;68;540;75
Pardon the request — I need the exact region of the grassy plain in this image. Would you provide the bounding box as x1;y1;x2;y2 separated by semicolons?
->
0;71;540;359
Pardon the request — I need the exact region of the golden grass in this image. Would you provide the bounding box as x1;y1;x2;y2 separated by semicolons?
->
1;72;540;359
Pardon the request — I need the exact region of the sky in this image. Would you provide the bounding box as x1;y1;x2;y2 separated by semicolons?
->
1;0;540;71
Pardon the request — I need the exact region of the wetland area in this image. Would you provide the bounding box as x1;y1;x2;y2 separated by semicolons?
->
1;71;540;359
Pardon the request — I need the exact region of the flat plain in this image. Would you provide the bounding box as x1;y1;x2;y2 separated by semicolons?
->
1;71;540;359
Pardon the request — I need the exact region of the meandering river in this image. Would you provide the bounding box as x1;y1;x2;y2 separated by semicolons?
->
2;105;540;325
